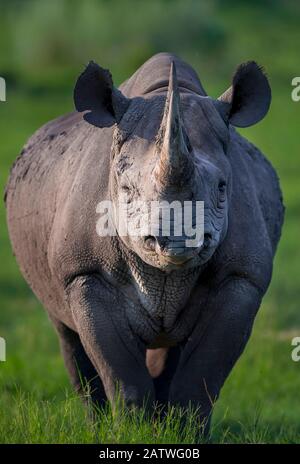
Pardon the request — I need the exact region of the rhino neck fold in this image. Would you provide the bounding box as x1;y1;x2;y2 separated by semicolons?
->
120;245;201;324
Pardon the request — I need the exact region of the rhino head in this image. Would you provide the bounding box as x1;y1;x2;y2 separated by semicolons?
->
74;57;271;271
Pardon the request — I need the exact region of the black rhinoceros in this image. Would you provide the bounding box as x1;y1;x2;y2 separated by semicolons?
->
5;53;284;432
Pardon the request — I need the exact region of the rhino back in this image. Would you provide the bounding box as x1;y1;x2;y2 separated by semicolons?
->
120;52;206;97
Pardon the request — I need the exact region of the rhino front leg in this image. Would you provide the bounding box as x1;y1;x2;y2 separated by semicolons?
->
51;317;107;409
66;274;154;411
169;277;263;434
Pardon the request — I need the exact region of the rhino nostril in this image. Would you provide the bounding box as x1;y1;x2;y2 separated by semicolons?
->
144;235;157;251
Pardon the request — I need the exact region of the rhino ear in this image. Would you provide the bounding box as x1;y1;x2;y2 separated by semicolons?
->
74;61;130;128
215;61;271;128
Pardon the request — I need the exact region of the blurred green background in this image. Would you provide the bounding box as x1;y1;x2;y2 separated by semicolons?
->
0;0;300;443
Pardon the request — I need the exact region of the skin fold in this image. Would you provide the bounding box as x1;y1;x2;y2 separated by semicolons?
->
5;53;284;434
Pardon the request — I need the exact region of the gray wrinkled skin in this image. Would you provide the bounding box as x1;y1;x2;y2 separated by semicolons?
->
5;53;284;432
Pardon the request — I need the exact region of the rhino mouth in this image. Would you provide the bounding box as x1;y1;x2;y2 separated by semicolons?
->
162;254;193;265
141;232;216;269
143;237;199;267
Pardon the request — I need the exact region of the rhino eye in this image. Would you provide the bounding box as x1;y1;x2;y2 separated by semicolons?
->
120;183;130;193
120;183;134;203
218;180;227;193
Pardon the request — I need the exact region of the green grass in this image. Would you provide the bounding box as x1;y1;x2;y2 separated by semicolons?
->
1;1;300;443
0;390;299;444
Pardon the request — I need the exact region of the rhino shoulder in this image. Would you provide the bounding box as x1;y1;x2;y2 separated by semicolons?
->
4;111;86;204
231;129;284;249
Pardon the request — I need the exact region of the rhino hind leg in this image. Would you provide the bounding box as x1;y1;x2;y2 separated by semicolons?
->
53;319;107;409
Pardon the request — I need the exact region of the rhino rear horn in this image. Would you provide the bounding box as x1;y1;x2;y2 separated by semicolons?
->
215;61;271;128
74;61;130;128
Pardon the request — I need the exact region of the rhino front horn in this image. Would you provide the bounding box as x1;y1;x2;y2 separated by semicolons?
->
154;62;194;189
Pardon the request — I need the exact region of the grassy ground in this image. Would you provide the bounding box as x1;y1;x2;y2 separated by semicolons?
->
1;1;300;443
